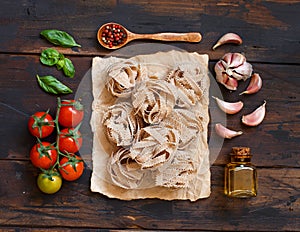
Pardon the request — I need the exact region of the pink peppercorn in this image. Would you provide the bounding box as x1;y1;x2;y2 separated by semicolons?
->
101;23;127;47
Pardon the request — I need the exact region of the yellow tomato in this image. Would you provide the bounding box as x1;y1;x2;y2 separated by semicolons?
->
37;172;62;194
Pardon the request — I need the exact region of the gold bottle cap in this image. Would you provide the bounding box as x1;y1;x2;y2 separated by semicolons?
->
230;146;251;158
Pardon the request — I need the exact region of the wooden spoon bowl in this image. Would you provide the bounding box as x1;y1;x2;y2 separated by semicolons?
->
97;22;202;50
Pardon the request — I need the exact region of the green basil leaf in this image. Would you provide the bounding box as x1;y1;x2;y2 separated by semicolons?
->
62;58;75;78
56;54;65;70
40;29;81;48
36;75;73;95
40;48;61;66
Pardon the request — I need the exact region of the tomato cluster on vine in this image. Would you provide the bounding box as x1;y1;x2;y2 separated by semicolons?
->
28;98;84;194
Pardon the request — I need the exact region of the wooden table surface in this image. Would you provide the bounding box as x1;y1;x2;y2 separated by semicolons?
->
0;0;299;231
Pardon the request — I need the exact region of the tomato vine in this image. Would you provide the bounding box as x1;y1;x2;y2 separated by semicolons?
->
28;97;84;194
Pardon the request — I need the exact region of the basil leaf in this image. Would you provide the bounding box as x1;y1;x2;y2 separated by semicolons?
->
36;75;73;95
40;48;60;66
56;54;65;70
62;58;75;78
40;29;81;48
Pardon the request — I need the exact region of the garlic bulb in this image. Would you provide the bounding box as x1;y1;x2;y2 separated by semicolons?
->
242;101;266;126
212;33;243;50
214;53;253;90
212;96;243;114
215;123;243;139
240;73;262;95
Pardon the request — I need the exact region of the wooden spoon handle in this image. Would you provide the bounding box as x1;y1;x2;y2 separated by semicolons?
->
130;32;202;43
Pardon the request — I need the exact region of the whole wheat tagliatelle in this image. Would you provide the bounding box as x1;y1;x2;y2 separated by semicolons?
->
90;50;211;201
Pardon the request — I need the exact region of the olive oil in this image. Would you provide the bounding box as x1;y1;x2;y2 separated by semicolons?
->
224;147;257;198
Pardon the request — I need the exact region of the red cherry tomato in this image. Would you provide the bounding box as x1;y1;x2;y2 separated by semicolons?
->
58;128;82;153
58;100;84;128
28;111;54;138
30;142;58;169
59;155;84;181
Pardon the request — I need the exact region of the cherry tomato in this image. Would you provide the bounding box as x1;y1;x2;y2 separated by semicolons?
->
58;128;82;153
30;142;58;169
58;100;84;128
37;171;62;194
28;111;54;138
59;155;84;181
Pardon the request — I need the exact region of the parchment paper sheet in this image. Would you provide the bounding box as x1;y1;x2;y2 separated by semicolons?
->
90;50;210;201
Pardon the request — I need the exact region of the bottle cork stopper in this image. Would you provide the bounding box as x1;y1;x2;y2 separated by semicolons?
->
231;147;251;156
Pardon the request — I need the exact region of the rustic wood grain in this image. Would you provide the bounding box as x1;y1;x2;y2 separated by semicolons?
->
0;0;299;231
0;0;299;63
0;161;299;231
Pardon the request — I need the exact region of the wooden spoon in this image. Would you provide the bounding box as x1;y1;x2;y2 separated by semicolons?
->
97;22;202;49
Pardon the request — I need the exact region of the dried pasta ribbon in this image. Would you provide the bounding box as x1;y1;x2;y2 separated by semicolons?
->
167;66;203;107
132;80;177;124
103;102;143;147
107;147;145;189
130;125;179;170
155;150;198;188
161;108;204;149
106;60;146;98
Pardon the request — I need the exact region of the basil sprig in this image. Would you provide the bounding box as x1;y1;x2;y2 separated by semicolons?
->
40;48;61;66
40;48;75;78
37;29;80;95
36;75;73;95
40;29;81;48
56;54;65;70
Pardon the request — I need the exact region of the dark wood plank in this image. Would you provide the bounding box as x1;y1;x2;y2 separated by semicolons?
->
1;54;299;168
1;1;299;231
0;229;104;232
0;161;299;231
0;0;299;63
209;61;300;166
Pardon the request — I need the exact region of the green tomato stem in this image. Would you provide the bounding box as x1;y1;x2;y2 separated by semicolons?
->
50;97;65;172
39;97;82;175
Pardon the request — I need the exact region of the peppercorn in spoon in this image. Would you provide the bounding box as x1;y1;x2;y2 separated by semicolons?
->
97;22;202;49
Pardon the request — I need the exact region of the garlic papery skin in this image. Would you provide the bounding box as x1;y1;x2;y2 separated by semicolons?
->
214;61;238;90
215;123;243;139
212;33;243;50
240;73;262;95
212;96;244;114
242;101;266;126
231;61;253;81
214;53;253;90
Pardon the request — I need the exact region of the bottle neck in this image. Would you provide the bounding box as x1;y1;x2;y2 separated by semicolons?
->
230;155;252;163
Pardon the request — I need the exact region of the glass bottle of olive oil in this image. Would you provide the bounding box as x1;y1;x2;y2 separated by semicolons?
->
224;147;257;198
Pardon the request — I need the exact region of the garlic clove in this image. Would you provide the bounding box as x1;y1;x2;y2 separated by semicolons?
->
242;101;266;126
215;123;243;139
224;53;245;68
214;60;226;83
231;61;253;81
212;33;243;50
212;96;244;114
240;73;262;95
214;60;238;91
226;77;238;90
